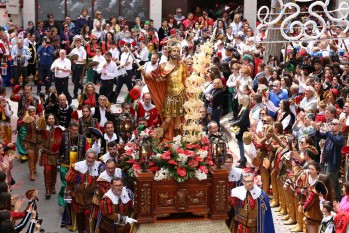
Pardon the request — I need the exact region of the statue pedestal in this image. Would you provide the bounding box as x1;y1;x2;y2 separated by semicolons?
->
134;170;154;223
209;167;229;220
134;168;228;223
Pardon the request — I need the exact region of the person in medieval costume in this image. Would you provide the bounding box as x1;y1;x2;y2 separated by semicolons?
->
89;158;125;233
65;149;103;233
79;105;99;146
98;177;136;233
136;93;158;128
12;84;43;162
230;172;275;233
17;106;45;181
39;113;63;199
58;121;90;208
0;86;13;143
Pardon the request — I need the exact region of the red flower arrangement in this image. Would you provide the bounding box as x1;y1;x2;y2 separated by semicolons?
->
121;133;214;182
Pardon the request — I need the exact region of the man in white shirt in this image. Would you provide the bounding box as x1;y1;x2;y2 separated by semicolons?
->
142;52;159;94
92;47;106;84
50;49;72;104
134;41;149;65
68;37;86;98
115;44;134;102
134;41;149;80
97;52;118;98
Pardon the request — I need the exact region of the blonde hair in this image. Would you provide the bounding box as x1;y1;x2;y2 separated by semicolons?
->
83;82;96;95
213;78;224;89
95;10;102;18
241;67;251;76
240;95;251;108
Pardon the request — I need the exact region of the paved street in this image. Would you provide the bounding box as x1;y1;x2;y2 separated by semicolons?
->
7;78;291;232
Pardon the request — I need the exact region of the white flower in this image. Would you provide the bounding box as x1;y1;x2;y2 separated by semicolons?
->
173;135;182;144
195;170;207;181
154;153;162;159
197;149;208;159
177;153;188;164
154;168;169;181
124;145;132;151
139;130;147;137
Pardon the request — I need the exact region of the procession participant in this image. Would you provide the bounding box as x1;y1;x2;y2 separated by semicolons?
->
96;52;117;98
113;102;136;143
251;123;274;196
79;105;99;145
65;149;103;233
68;37;86;99
225;154;242;230
78;82;100;110
96;121;118;158
17;106;45;181
53;94;73;129
0;86;13;142
291;144;317;232
40;113;62;199
267;122;289;217
58;121;89;207
230;172;275;233
99;141;119;164
299;163;333;233
89;127;105;157
130;117;149;141
99;177;136;233
90;159;124;233
10;84;43;120
50;49;72;105
92;95;113;133
136;93;158;128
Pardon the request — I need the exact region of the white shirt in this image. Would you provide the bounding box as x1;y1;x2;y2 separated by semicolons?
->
144;61;158;73
136;47;149;62
104;133;117;142
159;55;168;64
99;107;107;126
120;52;134;70
109;47;120;60
70;46;86;65
97;61;118;80
51;58;71;78
92;55;106;71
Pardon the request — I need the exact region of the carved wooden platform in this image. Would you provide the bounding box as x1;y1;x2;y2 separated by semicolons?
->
134;168;228;223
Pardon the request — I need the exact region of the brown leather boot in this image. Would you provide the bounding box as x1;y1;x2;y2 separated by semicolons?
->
278;208;287;216
51;165;57;194
275;206;282;212
44;168;51;199
270;200;279;208
290;224;303;232
284;218;297;225
28;153;35;181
